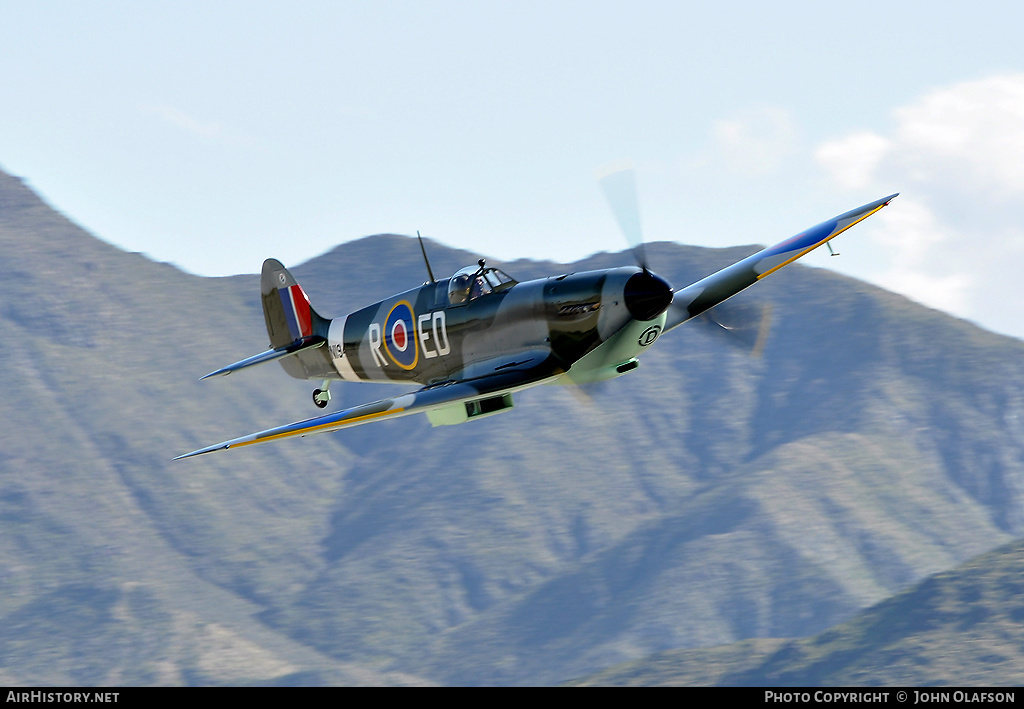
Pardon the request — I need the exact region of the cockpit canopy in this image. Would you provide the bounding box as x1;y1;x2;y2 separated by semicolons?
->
448;264;516;305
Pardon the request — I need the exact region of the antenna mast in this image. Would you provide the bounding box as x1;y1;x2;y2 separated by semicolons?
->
417;231;437;283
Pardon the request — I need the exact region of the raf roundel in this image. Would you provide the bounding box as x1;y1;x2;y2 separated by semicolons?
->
383;300;419;370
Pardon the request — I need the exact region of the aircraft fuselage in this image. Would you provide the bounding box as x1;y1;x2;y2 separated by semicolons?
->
290;265;672;387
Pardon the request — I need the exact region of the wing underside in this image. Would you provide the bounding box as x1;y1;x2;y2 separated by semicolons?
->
665;193;897;331
175;354;564;459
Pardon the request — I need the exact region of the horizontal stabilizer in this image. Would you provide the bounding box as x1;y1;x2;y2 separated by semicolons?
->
199;337;325;380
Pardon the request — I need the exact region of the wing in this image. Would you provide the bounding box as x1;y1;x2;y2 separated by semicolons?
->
175;353;564;459
665;193;897;331
198;336;326;379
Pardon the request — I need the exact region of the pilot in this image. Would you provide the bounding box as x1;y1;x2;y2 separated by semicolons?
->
469;275;491;301
450;273;471;305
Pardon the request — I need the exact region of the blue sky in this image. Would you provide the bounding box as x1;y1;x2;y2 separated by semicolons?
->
2;1;1023;338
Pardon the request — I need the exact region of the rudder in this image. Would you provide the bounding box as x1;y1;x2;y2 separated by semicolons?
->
261;259;328;348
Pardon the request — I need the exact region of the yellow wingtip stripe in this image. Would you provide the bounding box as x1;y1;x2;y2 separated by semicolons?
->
755;203;888;281
231;407;407;449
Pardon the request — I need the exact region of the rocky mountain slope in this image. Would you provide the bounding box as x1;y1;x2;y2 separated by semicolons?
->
574;538;1024;686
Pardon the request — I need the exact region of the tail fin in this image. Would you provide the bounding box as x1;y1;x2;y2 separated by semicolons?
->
200;259;332;380
261;258;329;348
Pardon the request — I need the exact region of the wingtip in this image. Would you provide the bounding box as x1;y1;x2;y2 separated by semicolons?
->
199;367;235;380
173;443;229;460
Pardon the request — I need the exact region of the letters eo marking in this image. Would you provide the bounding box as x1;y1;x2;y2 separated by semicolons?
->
369;303;450;369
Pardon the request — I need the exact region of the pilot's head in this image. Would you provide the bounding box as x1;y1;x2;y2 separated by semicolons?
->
450;274;471;304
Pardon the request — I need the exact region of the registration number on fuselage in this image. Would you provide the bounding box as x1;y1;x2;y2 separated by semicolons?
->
366;303;450;370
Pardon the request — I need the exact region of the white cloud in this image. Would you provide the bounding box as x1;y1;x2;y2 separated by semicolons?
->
873;198;950;269
867;199;973;318
140;104;224;138
815;74;1024;339
819;74;1024;199
712;106;797;176
892;74;1024;201
885;269;974;318
814;132;891;190
139;104;251;148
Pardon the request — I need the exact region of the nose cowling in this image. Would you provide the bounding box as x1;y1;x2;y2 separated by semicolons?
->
624;270;673;321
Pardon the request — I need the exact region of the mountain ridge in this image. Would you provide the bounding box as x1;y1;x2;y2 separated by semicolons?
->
573;537;1024;686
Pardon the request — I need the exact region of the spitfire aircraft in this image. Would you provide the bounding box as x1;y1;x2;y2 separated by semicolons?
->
176;173;897;459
